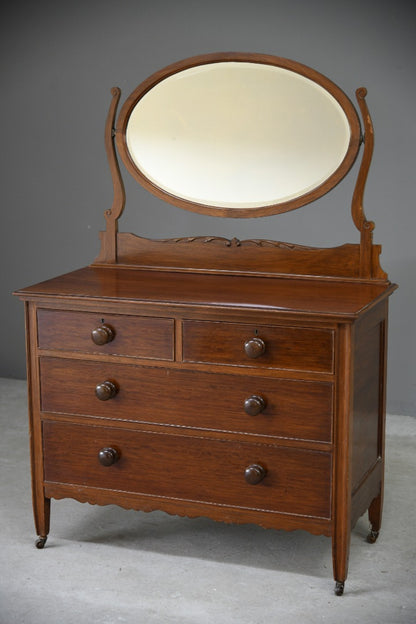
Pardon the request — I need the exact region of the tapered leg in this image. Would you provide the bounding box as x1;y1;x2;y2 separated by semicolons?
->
367;488;383;543
25;301;51;549
30;435;51;548
332;324;353;596
367;313;387;545
33;487;50;548
332;526;351;596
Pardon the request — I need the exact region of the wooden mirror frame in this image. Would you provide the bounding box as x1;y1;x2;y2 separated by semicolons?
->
114;53;361;218
94;53;387;284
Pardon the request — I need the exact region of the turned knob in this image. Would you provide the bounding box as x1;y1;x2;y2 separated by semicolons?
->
98;447;120;466
91;324;115;345
95;380;118;401
244;395;266;416
244;463;267;485
244;337;266;359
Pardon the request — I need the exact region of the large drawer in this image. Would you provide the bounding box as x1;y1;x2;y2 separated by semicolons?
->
40;357;333;443
43;421;332;519
37;309;174;360
183;320;334;373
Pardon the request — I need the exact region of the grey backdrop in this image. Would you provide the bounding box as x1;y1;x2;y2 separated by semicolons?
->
1;0;415;416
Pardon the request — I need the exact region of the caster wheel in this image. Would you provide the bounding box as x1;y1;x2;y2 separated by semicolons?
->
334;581;344;596
366;529;379;544
35;536;47;549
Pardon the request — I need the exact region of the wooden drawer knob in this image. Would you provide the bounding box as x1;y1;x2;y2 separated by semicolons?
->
95;380;118;401
98;447;120;466
244;337;266;359
244;395;266;416
244;463;267;485
91;324;115;345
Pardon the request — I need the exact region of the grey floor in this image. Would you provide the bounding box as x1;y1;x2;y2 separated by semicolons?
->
1;378;415;624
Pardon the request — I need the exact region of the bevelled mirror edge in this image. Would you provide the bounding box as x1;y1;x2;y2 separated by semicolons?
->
114;52;362;218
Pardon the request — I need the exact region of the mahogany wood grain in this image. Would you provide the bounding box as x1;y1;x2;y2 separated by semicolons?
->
351;317;382;489
351;300;388;537
15;265;396;593
111;235;364;277
98;234;388;281
352;88;378;279
183;320;334;373
44;481;331;535
37;308;174;360
332;323;353;589
25;302;50;543
16;267;395;319
39;357;333;443
43;420;332;519
100;86;125;264
367;314;388;538
350;459;382;529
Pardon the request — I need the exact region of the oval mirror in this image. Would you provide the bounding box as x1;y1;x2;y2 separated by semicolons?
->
116;53;361;217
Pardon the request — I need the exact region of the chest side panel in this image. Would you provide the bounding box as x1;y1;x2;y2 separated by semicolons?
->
351;302;387;492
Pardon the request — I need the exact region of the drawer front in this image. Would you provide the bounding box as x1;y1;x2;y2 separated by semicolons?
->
183;320;334;373
40;358;333;443
37;309;174;360
43;421;332;519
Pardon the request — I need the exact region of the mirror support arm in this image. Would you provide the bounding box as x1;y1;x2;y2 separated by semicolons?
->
352;88;375;278
95;87;125;264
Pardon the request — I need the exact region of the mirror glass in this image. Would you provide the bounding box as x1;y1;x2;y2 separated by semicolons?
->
120;59;359;215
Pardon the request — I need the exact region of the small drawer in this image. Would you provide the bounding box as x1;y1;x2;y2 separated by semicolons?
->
183;320;334;373
37;309;174;360
43;421;332;519
40;358;333;443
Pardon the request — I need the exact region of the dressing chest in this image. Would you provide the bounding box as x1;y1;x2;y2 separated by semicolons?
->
15;53;396;595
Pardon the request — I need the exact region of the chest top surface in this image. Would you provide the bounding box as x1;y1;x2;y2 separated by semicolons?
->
16;266;395;320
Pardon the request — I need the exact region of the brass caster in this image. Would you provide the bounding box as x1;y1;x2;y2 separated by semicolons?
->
334;581;344;596
35;536;47;549
366;529;379;544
